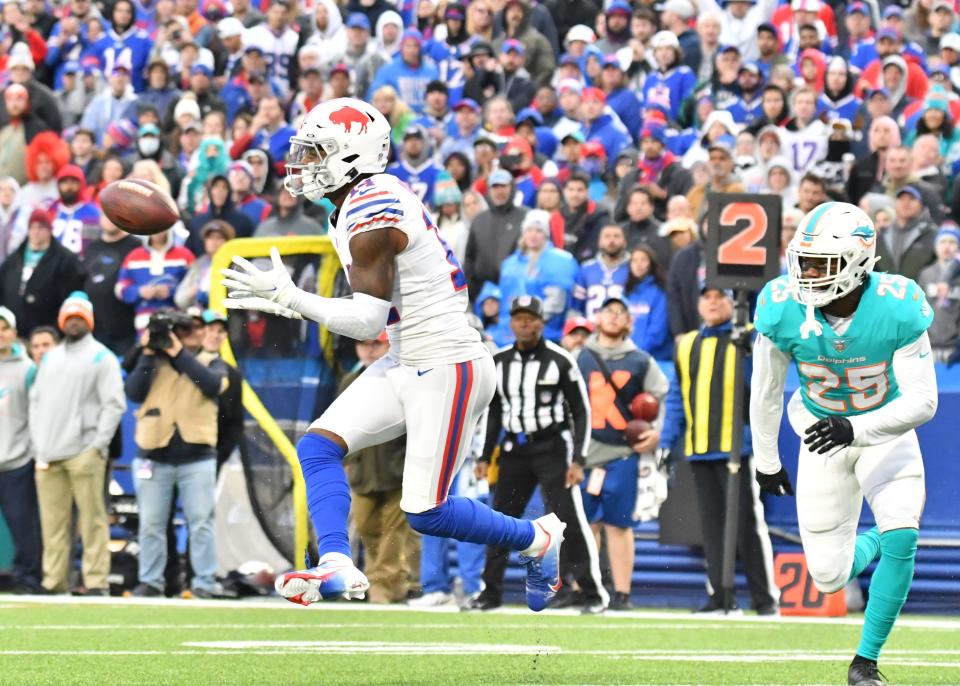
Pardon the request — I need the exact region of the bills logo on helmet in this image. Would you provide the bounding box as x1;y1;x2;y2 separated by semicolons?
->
329;106;371;134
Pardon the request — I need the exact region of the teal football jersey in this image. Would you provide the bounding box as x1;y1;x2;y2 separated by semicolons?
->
754;272;933;419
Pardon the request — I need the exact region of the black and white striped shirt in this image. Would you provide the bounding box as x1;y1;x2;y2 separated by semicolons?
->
482;337;591;465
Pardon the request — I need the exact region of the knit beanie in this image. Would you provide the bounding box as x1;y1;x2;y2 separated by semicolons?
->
58;291;95;332
433;170;463;206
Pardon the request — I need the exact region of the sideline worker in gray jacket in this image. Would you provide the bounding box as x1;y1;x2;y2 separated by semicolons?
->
30;292;126;594
0;306;43;593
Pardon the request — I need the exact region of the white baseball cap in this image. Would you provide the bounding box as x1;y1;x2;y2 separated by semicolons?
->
218;17;244;39
0;306;16;329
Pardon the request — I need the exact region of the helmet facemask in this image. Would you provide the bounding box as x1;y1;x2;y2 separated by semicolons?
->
285;136;347;201
786;245;874;307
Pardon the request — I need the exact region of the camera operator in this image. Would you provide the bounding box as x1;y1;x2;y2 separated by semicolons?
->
124;308;230;598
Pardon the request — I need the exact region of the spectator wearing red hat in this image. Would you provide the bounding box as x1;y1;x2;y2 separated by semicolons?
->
578;87;629;162
49;165;101;258
561;316;594;353
493;0;555;86
497;135;542;208
0;209;86;337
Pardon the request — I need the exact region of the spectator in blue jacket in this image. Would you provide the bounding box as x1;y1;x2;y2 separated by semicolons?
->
622;244;672;361
92;0;152;92
642;31;697;123
496;210;579;344
367;28;440;115
473;281;507;345
140;60;181;129
600;56;642;144
115;229;195;333
580;87;630;161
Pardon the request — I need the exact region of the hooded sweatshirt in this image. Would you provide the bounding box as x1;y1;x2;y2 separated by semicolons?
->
187;176;256;254
304;0;347;72
367;36;439;114
0;343;35;472
817;56;861;123
576;334;669;466
760;155;798;208
29;333;126;463
463;179;528;299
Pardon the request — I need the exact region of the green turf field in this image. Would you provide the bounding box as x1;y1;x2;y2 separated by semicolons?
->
1;597;959;685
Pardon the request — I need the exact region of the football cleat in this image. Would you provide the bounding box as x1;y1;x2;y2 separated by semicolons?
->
274;552;369;605
519;513;566;612
848;657;887;686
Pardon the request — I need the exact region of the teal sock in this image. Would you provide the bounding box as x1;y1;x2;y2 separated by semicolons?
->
848;527;882;582
856;528;918;661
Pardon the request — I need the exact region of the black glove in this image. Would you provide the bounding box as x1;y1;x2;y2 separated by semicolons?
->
756;467;794;496
803;416;854;454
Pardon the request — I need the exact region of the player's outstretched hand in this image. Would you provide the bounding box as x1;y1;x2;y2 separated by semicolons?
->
803;416;854;454
756;467;794;497
223;294;303;319
221;247;297;307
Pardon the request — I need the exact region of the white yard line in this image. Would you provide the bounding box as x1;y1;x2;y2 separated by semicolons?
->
1;595;958;631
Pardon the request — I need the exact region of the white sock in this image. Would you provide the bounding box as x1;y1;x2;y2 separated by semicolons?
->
521;520;549;557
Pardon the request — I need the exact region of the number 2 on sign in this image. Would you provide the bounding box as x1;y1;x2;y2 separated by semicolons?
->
717;203;768;266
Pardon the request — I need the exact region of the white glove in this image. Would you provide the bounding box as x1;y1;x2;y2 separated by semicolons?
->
221;247;299;309
222;295;303;319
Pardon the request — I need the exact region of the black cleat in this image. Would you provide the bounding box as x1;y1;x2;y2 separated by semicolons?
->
580;602;606;615
848;656;886;685
550;589;583;609
461;595;501;611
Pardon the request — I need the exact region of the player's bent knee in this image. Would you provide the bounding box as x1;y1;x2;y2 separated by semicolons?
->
405;505;448;537
806;555;851;594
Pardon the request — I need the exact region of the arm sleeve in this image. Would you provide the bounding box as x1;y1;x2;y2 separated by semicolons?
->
124;353;157;402
170;350;229;399
659;359;685;450
749;333;791;474
558;354;591;464
287;290;391;341
93;355;127;454
848;332;938;447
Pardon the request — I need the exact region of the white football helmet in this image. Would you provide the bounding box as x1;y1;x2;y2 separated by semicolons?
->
284;98;391;201
786;201;879;307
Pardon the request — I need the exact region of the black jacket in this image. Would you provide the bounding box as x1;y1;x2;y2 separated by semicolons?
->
217;363;244;468
187;175;255;254
619;217;673;268
846;152;880;207
875;219;937;282
615;163;693;222
561;200;611;263
0;80;63;134
464;184;528;299
0;239;85;337
666;241;702;337
542;0;599;45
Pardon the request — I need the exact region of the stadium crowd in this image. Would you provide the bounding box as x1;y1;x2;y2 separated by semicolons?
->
1;0;960;603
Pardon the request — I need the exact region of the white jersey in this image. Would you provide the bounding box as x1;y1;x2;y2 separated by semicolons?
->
784;120;828;175
332;173;486;367
243;24;299;84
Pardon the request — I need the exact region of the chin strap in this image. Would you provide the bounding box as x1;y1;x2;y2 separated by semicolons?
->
798;292;824;340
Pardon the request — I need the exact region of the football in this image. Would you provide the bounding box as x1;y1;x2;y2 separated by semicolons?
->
630;392;660;422
624;418;651;445
99;178;180;236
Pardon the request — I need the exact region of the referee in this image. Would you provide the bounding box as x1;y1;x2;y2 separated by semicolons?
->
465;296;608;613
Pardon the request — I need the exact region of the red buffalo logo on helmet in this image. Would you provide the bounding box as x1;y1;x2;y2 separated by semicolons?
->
329;106;371;134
